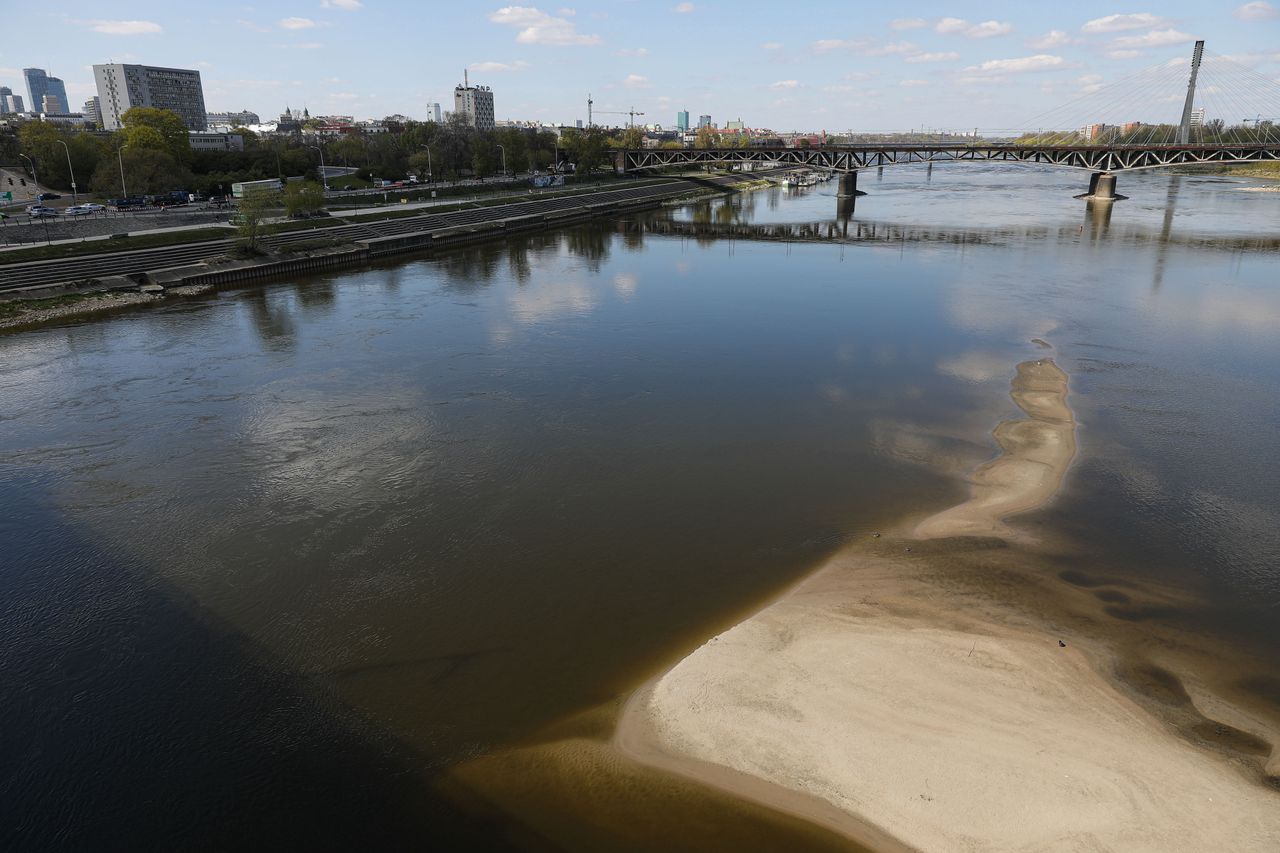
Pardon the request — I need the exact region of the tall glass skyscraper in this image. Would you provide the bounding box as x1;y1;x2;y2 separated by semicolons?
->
23;68;66;114
677;111;689;131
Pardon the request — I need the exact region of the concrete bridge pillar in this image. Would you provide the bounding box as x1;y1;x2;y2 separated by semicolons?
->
1093;172;1118;200
837;171;866;198
1077;171;1124;202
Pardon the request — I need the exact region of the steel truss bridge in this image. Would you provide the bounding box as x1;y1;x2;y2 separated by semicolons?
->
613;143;1280;175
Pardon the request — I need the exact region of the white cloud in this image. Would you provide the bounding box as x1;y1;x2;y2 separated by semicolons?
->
769;79;800;90
899;79;929;87
559;7;576;15
1077;73;1105;93
615;47;649;57
83;19;163;35
965;54;1065;73
867;40;918;56
489;6;601;45
1028;30;1070;49
1081;13;1166;33
279;17;319;29
890;18;928;30
1107;49;1142;59
937;18;1012;38
1112;28;1194;48
967;20;1014;38
905;51;960;63
623;73;649;88
1235;1;1278;19
813;38;864;52
762;41;782;50
468;60;531;72
674;2;695;12
320;0;363;9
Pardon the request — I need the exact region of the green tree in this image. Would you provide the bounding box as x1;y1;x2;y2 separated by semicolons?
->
234;186;276;251
120;107;192;162
618;126;644;149
472;141;496;178
694;125;716;149
119;125;169;153
563;126;608;179
230;126;259;150
89;147;189;196
283;180;325;217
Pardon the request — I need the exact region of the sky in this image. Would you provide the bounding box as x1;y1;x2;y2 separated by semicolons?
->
1;1;1278;132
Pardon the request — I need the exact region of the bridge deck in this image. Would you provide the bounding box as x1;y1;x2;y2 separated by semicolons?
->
617;143;1280;173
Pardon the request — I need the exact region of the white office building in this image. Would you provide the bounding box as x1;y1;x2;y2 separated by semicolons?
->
454;77;495;131
93;63;208;131
426;102;442;123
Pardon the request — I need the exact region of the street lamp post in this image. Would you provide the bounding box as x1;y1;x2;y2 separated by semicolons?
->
116;144;128;198
20;154;50;245
55;139;77;204
19;153;38;200
496;144;507;177
308;144;329;192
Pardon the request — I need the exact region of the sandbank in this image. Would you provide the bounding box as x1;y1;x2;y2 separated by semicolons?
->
617;355;1280;851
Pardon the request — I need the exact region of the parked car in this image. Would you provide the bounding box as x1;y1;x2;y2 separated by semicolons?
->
64;204;103;216
81;203;105;212
27;206;58;217
37;192;61;201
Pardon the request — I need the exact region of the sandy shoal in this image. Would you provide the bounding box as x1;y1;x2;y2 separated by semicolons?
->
617;356;1280;852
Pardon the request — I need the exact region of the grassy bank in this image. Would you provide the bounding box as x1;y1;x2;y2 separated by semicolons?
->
1172;162;1280;178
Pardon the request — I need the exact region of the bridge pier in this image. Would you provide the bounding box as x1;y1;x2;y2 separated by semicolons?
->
837;171;866;198
1077;171;1126;202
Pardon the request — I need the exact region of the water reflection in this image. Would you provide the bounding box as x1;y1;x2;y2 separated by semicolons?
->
244;290;298;351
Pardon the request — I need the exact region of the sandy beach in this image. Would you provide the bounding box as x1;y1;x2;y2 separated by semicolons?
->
616;354;1280;851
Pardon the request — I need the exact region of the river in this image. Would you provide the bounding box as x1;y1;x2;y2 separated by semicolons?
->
2;165;1278;850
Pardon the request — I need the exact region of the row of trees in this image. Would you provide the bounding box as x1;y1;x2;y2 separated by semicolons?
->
3;109;639;202
1014;121;1278;145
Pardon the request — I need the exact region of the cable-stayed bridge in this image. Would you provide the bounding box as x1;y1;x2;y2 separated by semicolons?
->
608;42;1280;201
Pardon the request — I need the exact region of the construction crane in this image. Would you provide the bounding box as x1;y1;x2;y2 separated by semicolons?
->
586;95;645;128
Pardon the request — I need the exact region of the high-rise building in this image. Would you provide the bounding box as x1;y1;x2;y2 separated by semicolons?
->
93;63;208;131
0;86;11;115
83;97;103;127
23;69;55;113
1189;107;1206;128
454;75;495;131
426;102;442;123
41;95;64;114
22;69;67;114
677;110;689;131
3;92;24;113
698;114;712;128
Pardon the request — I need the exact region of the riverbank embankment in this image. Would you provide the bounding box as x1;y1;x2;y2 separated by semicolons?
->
0;176;749;332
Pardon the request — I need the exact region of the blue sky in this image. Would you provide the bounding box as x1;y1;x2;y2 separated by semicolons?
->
2;1;1277;131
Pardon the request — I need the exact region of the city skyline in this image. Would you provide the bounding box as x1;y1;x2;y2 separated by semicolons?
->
0;1;1277;131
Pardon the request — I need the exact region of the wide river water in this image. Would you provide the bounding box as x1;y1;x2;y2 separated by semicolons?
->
3;165;1279;849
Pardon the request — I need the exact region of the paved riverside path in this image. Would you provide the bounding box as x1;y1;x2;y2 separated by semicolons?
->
0;180;704;294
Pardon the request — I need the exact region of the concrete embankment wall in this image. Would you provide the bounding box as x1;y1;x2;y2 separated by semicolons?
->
1;210;233;246
144;195;695;293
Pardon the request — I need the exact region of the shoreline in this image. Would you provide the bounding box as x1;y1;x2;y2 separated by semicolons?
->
614;353;1280;851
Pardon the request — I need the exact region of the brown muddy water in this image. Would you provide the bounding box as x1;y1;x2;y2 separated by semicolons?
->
2;165;1279;850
